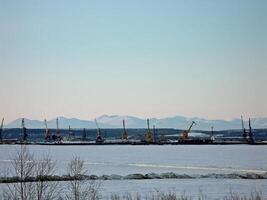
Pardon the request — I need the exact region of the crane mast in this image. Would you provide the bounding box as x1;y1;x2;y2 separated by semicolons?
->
82;128;86;141
0;118;4;142
68;125;75;140
56;118;62;143
153;125;157;143
21;118;27;142
122;119;128;141
211;126;215;141
44;119;51;141
95;119;103;143
95;119;100;136
248;118;254;143
241;115;247;139
145;118;153;143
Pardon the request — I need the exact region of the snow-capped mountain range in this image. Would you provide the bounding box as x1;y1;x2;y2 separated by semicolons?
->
4;115;267;130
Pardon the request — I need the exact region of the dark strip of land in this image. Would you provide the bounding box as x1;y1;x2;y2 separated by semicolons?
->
1;172;267;184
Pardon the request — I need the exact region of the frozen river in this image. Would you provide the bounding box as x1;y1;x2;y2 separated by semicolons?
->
0;145;267;198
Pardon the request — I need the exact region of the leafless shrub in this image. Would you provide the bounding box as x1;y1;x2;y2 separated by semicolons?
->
6;145;35;200
65;156;101;200
4;145;59;200
34;153;59;200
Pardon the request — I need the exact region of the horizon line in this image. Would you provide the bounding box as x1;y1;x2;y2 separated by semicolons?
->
2;114;266;124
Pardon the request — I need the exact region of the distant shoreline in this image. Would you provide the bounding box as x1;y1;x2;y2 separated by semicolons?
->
1;172;267;184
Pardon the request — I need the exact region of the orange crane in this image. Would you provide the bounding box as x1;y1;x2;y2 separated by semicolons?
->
122;119;128;141
0;118;4;142
180;121;196;140
145;119;153;143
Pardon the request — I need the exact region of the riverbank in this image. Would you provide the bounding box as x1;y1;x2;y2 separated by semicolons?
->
1;172;267;184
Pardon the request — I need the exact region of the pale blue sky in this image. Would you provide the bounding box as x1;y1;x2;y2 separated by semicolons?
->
0;0;267;122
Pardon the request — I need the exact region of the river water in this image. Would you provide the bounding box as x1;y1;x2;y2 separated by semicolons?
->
0;145;267;198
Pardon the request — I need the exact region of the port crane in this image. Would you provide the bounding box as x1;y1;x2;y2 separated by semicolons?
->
21;118;28;142
241;116;247;139
0;118;4;142
241;116;254;143
122;120;128;141
68;125;75;140
82;128;87;141
44;119;51;141
56;118;62;143
179;121;196;140
248;118;254;143
153;125;157;143
145;119;153;143
211;126;215;141
95;119;104;143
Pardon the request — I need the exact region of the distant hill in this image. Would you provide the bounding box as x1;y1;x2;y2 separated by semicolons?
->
5;117;110;129
4;115;267;130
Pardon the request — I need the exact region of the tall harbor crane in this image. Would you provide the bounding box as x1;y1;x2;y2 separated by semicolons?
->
68;125;75;140
21;118;28;142
153;125;157;143
180;121;196;140
211;126;215;141
0;118;4;142
95;119;104;143
241;116;247;139
44;119;51;141
56;118;62;143
248;118;254;143
241;116;254;143
145;119;153;143
122;119;128;141
82;128;87;141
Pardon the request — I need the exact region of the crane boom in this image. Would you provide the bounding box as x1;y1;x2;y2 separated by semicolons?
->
249;118;252;134
44;119;50;141
248;118;254;142
122;119;128;141
95;119;101;136
187;121;196;133
241;115;247;139
123;120;126;131
0;118;4;142
44;119;48;130
0;118;4;130
145;118;153;143
180;121;196;140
